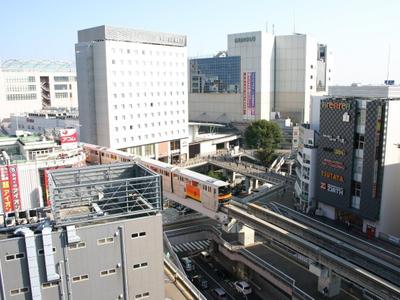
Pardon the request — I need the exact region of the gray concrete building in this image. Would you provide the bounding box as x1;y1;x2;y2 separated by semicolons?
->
0;162;164;300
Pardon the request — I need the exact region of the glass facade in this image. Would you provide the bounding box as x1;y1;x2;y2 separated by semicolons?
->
189;56;240;93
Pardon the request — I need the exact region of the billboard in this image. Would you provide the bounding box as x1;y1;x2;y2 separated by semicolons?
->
60;128;78;150
0;165;21;213
243;72;256;118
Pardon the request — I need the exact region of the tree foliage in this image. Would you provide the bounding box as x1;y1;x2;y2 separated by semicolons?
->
207;170;226;181
244;120;282;164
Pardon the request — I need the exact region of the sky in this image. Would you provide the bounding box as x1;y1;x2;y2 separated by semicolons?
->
0;0;399;85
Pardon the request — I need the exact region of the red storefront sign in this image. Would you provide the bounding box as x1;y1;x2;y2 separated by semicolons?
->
60;129;78;144
0;165;21;212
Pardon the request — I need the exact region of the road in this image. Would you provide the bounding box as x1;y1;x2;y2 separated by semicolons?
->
187;253;264;300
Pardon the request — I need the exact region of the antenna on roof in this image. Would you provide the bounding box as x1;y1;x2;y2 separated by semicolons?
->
272;24;275;35
386;44;391;82
266;21;268;33
293;10;296;34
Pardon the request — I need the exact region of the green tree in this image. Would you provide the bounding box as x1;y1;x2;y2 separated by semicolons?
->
207;170;226;181
244;120;282;164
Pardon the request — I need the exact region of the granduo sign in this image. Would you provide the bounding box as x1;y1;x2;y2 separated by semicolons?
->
235;36;256;43
321;101;350;110
323;147;346;156
321;170;344;182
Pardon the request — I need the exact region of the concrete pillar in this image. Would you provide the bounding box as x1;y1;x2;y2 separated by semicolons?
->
238;225;255;246
253;179;259;189
224;142;230;150
310;263;341;297
231;171;236;183
244;177;253;194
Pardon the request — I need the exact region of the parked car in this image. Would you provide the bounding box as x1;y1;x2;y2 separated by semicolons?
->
234;281;252;295
200;251;212;262
191;274;208;289
212;287;227;299
181;257;195;272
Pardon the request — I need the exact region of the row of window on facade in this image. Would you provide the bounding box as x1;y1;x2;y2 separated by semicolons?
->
110;80;185;90
114;130;185;144
114;120;186;130
113;100;185;110
6;92;72;100
113;91;185;100
111;59;185;68
4;76;75;83
111;47;185;58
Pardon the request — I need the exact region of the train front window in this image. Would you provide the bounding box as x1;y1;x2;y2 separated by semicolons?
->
219;186;231;196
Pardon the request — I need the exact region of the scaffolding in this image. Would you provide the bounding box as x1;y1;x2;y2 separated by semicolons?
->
48;163;162;225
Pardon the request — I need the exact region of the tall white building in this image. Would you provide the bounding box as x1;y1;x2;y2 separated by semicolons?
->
189;31;332;124
0;60;78;121
76;25;189;163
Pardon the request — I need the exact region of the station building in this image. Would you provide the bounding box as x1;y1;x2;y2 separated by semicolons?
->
189;31;332;124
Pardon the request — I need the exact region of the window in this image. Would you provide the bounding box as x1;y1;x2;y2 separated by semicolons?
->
352;181;362;197
131;231;146;239
100;268;117;277
5;253;25;261
10;287;29;296
97;237;115;245
133;262;148;270
135;292;150;299
72;274;89;282
42;282;58;289
54;84;68;90
68;242;86;250
54;76;68;82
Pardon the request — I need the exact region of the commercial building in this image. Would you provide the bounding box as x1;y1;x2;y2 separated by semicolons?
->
0;162;164;300
2;108;79;136
316;96;400;237
189;31;332;124
76;25;189;163
0;132;85;213
0;60;78;121
294;123;319;212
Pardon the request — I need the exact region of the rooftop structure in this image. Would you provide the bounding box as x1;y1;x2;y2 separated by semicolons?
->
1;59;75;73
49;163;162;225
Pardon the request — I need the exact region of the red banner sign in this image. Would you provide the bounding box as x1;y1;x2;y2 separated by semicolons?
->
60;129;78;144
0;165;21;212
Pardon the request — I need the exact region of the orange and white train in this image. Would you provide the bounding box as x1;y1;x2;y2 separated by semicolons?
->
82;143;232;212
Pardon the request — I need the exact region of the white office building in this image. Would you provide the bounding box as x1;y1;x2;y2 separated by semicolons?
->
0;60;78;121
76;25;189;163
189;31;332;124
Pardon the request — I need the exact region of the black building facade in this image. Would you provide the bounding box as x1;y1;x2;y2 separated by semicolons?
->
317;98;386;221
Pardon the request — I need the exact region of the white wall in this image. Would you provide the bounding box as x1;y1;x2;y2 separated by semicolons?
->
378;100;400;237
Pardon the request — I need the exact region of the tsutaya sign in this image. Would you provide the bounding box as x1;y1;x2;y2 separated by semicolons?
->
321;170;344;182
235;36;256;43
321;101;351;111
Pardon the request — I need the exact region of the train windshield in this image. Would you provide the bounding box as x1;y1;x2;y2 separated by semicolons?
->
218;186;231;196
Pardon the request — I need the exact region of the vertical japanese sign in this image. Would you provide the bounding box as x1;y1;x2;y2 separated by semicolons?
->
242;72;256;117
0;166;12;212
60;128;78;150
0;165;21;212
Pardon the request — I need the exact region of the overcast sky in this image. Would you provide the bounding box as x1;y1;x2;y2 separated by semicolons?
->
1;0;399;85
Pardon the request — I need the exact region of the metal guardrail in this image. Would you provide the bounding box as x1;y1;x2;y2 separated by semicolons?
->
164;256;208;300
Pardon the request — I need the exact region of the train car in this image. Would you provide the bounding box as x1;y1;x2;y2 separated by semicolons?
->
172;168;231;212
139;157;176;193
82;143;232;212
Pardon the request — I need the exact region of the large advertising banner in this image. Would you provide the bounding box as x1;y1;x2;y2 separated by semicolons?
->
242;72;256;118
0;165;21;212
0;166;12;213
7;165;21;211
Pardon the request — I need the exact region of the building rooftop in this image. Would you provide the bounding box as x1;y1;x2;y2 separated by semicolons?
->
49;163;162;225
1;59;75;73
